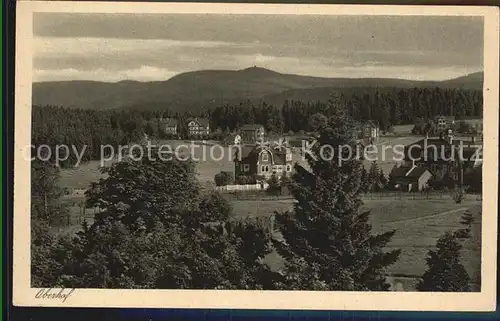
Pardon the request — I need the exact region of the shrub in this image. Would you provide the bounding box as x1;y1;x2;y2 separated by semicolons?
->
452;188;465;204
235;175;257;185
214;171;234;186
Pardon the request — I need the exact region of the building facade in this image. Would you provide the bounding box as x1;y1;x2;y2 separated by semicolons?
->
186;118;210;137
160;117;178;135
389;164;433;192
234;145;293;180
402;133;481;187
239;124;265;144
434;115;455;131
359;120;380;144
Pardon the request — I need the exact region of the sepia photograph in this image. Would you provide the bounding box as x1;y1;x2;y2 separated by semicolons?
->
13;2;499;311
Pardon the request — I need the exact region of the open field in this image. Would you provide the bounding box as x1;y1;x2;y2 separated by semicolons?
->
59;139;309;189
392;124;414;135
59;136;422;190
240;197;482;290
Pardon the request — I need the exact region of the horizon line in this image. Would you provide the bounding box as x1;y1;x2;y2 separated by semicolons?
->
32;66;484;84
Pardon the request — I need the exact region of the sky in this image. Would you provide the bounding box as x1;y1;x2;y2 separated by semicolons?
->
33;13;484;82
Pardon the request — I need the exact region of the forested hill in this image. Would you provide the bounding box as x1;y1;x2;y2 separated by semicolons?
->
32;67;483;112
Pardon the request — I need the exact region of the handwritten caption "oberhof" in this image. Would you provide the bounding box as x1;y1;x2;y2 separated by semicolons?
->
35;288;75;303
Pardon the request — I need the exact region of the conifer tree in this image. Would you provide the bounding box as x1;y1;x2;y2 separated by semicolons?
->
274;107;400;291
378;169;388;191
417;232;470;292
368;161;380;192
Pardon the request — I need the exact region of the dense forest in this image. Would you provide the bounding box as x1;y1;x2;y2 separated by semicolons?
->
32;87;482;167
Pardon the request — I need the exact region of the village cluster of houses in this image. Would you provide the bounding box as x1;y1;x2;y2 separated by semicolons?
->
159;115;481;192
389;116;482;192
160;117;211;137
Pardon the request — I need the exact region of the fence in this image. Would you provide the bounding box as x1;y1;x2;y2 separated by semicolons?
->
215;183;269;192
363;191;482;201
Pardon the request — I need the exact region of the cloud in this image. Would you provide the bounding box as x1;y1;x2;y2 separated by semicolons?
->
33;19;483;83
34;66;177;82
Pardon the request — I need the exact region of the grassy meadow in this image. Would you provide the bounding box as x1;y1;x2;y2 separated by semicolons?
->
238;197;482;290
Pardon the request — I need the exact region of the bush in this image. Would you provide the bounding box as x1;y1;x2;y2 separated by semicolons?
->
235;175;257;185
266;174;281;196
451;188;465;204
214;171;234;186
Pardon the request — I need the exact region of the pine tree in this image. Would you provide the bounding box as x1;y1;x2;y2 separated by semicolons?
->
454;211;475;239
417;232;470;292
378;169;388;191
360;166;370;193
368;161;380;192
274;108;400;291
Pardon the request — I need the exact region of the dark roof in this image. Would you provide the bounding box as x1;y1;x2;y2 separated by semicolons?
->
390;165;412;178
234;145;292;165
272;150;287;165
364;120;378;128
160;118;178;126
406;166;429;178
240;145;256;158
435;115;455;120
460;146;482;161
239;124;264;131
187;117;210;127
390;165;430;179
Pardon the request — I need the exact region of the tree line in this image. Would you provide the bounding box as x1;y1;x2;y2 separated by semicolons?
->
210;87;482;133
32;87;482;167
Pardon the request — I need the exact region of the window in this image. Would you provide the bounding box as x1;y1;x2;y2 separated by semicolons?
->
265;166;269;172
261;166;265;173
453;172;459;181
243;164;250;172
286;153;292;161
262;152;269;162
286;165;291;172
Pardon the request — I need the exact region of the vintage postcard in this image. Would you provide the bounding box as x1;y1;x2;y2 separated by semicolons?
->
13;1;499;311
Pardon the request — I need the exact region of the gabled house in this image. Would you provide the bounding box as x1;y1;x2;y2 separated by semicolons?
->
159;117;178;135
389;164;433;192
402;133;482;187
234;145;293;180
434;115;455;131
224;133;242;146
186;117;210;137
359;120;380;144
239;124;265;144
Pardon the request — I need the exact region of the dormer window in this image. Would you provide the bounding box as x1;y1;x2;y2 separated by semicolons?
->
262;152;269;162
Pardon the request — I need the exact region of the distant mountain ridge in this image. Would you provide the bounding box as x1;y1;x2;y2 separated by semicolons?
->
32;67;484;111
